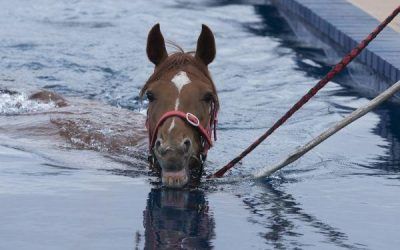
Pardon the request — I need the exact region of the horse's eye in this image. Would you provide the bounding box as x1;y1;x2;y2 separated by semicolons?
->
146;91;156;102
202;92;213;103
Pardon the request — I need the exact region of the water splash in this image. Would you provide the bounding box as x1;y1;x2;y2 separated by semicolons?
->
0;92;56;115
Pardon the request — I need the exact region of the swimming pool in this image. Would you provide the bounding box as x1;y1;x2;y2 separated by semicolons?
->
0;0;399;249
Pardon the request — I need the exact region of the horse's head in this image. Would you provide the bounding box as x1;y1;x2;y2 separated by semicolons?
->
141;24;219;188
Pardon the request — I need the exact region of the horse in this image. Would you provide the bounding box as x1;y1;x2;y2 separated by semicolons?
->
141;24;219;188
0;88;148;170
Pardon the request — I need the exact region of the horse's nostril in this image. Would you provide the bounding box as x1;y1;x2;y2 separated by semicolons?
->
182;138;192;153
155;138;162;150
155;138;169;156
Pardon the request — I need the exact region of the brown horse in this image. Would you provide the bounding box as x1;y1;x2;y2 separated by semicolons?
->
141;24;219;188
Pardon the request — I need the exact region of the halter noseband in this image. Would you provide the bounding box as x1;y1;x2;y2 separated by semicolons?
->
146;102;218;163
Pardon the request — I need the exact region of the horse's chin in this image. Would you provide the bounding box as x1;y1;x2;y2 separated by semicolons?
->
161;167;189;188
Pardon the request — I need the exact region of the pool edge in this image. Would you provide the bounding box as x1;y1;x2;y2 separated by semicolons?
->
271;0;400;85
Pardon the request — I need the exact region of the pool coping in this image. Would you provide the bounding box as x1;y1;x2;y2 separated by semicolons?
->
272;0;400;84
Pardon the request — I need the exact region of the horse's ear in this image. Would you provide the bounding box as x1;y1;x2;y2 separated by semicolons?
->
147;24;168;66
195;24;216;66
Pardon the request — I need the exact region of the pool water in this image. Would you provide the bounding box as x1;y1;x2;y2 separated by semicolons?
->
0;0;399;249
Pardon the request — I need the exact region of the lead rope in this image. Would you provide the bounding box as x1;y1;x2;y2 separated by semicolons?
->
253;80;400;178
209;5;400;178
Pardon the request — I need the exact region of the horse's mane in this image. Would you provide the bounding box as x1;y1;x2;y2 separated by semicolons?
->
140;43;219;110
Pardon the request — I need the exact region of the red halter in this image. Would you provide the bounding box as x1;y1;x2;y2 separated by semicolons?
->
146;102;218;158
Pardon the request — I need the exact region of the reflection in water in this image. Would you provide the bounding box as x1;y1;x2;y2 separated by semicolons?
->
249;2;400;174
143;188;215;249
0;0;398;249
371;104;400;172
141;180;368;249
244;181;366;249
249;4;333;77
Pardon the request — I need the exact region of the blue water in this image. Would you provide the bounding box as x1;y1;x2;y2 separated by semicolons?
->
0;0;399;249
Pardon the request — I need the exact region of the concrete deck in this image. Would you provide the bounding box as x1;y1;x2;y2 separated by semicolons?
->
348;0;400;32
273;0;400;84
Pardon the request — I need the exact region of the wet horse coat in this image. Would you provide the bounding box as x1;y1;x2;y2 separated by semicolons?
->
141;24;219;188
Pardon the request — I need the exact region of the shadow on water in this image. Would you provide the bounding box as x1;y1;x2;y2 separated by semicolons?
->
142;188;215;250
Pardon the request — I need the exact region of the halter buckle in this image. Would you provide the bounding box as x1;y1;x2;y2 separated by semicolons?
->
186;112;200;127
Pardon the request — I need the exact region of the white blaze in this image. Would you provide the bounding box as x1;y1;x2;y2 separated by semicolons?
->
172;71;191;93
168;71;191;133
168;119;175;133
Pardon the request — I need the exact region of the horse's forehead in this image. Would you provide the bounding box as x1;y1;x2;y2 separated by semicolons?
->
171;71;191;93
152;68;204;96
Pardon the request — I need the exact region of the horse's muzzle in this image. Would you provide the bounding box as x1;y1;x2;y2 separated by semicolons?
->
154;138;193;188
161;167;189;188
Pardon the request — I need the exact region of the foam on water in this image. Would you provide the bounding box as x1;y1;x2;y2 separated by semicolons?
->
0;92;56;115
